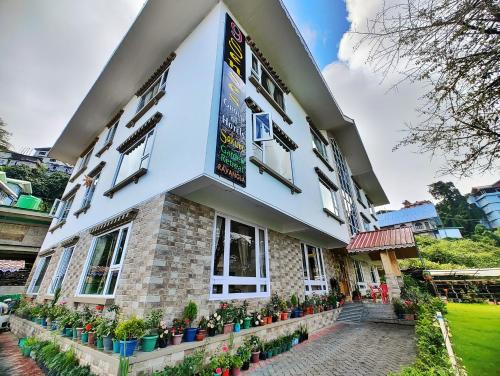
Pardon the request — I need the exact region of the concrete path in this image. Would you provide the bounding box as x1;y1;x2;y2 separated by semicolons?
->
0;331;44;376
247;322;415;376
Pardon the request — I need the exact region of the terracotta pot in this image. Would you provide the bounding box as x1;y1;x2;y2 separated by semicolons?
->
260;320;266;326
231;368;241;376
266;316;272;324
172;334;183;345
404;314;415;321
196;331;206;341
88;331;95;346
280;312;288;321
76;328;83;341
251;351;260;363
222;369;230;376
223;323;233;334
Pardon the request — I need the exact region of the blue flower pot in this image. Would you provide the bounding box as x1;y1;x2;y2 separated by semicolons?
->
184;327;198;342
112;339;120;353
41;318;47;327
233;323;241;332
119;339;138;357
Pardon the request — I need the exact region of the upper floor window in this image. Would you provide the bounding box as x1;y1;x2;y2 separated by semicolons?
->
301;244;328;295
81;173;100;209
105;121;119;144
362;217;371;232
137;69;169;112
319;179;340;218
210;214;269;299
311;130;328;161
254;132;293;183
78;225;130;297
52;194;75;223
28;256;51;294
75;148;93;172
114;129;155;186
48;246;74;294
251;54;285;111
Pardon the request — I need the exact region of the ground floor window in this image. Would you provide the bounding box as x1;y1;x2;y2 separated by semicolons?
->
370;265;379;283
48;247;74;294
77;224;130;297
353;259;365;283
301;244;328;294
210;214;269;299
28;256;51;294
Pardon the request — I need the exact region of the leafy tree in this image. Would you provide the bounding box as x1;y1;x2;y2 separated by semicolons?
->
354;0;500;176
0;165;69;211
400;234;500;270
0;117;11;151
428;181;484;236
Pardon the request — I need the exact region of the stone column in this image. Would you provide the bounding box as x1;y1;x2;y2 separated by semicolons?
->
379;250;402;300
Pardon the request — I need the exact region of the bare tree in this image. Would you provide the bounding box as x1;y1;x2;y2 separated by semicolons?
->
0;117;11;151
353;0;499;176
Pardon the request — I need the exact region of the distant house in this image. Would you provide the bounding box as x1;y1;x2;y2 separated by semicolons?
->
467;180;500;229
0;171;52;295
378;201;462;239
0;147;73;175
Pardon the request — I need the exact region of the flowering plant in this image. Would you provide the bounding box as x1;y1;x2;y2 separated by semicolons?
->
404;300;418;314
216;302;235;324
95;305;104;312
207;312;223;331
171;318;185;335
158;320;170;339
84;323;92;332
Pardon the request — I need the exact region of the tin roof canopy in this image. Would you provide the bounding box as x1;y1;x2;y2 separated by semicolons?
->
347;227;418;260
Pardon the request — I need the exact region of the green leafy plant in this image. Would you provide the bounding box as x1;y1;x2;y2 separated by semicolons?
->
145;309;163;335
183;301;198;327
244;335;262;352
114;316;146;340
290;294;298;308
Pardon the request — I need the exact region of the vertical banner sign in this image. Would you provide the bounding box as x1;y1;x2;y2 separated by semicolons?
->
214;13;247;187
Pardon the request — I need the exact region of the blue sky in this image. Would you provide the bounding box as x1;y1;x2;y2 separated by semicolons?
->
282;0;349;68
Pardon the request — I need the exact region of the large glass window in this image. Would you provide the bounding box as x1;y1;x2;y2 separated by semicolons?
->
251;53;285;111
319;180;340;217
114;130;155;185
28;256;51;294
78;225;130;297
137;69;169;112
210;214;269;299
300;244;328;294
59;195;75;222
48;247;74;294
311;130;328;161
105;121;119;143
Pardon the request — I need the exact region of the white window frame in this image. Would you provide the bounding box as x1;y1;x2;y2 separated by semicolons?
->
74;148;93;173
311;129;329;161
137;68;169;112
253;132;294;183
75;223;131;298
209;213;270;300
301;243;328;295
59;194;75;222
48;246;74;295
353;259;365;283
251;53;285;111
27;256;52;295
319;179;341;217
81;173;100;209
49;199;62;217
104;121;119;143
253;112;273;142
112;129;156;187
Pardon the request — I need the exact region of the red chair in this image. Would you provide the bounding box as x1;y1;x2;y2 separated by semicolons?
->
380;282;389;303
369;285;381;303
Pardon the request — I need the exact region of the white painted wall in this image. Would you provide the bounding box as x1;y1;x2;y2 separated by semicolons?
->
42;3;380;250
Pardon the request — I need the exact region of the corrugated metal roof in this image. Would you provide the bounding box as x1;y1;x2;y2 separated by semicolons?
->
347;227;416;253
377;203;439;227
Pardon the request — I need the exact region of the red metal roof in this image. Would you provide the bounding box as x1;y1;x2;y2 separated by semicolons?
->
347;227;416;256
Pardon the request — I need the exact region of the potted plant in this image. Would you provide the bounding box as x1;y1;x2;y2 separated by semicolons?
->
183;301;198;342
72;316;83;340
196;316;208;341
236;344;251;370
352;289;362;302
22;337;37;357
403;300;417;320
279;298;288;321
171;318;184;345
94;316;106;350
143;309;162;351
218;302;234;334
158;320;170;348
244;335;261;363
298;324;308;342
393;299;405;319
207;314;220;337
114;316;146;356
100;317;116;351
290;294;298;318
230;354;243;376
86;322;96;346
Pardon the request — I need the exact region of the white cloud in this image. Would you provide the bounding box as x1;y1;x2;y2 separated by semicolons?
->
300;24;318;49
0;0;144;151
323;0;495;209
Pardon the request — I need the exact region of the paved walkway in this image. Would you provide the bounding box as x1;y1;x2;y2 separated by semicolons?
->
0;331;44;376
247;322;415;376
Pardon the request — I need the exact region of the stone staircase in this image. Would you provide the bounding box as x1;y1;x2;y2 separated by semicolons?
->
337;302;365;323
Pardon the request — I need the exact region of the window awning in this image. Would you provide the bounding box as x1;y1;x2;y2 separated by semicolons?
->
346;227;418;259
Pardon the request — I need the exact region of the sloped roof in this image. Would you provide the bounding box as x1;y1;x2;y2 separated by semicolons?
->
377;203;439;227
347;227;418;259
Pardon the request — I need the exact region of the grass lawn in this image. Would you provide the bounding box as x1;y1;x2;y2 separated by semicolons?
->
446;303;500;376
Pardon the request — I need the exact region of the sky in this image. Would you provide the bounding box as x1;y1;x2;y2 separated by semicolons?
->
0;0;495;209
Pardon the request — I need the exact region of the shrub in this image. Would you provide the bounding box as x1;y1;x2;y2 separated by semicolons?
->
114;316;146;340
183;301;198;327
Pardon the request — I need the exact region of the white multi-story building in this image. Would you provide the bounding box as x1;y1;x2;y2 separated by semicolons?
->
26;1;406;319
